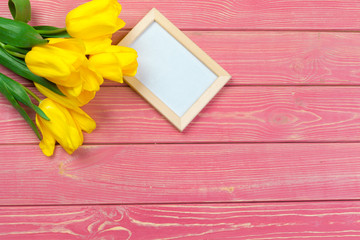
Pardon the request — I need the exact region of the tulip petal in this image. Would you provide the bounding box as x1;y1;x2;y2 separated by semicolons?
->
89;52;123;82
69;108;96;133
106;46;136;54
68;15;121;39
116;18;126;29
36;115;56;157
123;61;138;76
82;36;112;55
67;0;115;19
60;125;83;155
39;135;56;156
76;90;96;106
48;38;86;55
36;83;78;108
58;83;83;98
26;47;72;79
89;45;138;82
35;83;96;108
80;63;103;91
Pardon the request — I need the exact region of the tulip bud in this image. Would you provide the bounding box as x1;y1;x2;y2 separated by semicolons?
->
65;0;125;54
66;0;124;39
25;38;87;88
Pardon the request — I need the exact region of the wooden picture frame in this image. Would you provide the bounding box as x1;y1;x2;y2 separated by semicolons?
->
119;8;231;131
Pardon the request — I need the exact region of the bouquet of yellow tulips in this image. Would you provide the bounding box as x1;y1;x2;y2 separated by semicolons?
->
0;0;138;156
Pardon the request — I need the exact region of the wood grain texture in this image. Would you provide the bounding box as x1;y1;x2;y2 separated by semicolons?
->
4;31;360;87
2;0;360;30
76;86;360;143
1;86;360;144
183;31;360;85
1;201;360;239
1;143;360;204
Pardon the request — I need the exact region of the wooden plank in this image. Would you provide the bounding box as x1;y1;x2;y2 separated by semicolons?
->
2;0;360;30
4;31;360;87
1;143;360;204
180;31;360;86
0;201;360;239
77;86;360;143
1;86;360;144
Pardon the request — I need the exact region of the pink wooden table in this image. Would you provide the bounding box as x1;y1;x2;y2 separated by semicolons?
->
1;0;360;239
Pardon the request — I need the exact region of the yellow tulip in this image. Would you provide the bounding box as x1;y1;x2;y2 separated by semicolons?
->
36;98;96;156
26;38;86;87
26;38;103;103
66;0;125;54
89;45;138;83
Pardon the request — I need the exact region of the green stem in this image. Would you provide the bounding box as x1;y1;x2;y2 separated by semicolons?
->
36;27;67;35
22;85;42;103
5;49;25;58
4;45;29;55
0;42;26;59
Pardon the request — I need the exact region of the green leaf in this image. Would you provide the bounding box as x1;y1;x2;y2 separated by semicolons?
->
1;75;49;120
0;17;47;48
8;0;31;23
0;46;65;96
34;26;71;38
32;104;49;120
0;73;41;140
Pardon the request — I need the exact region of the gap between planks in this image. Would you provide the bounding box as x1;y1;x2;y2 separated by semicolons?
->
4;141;360;146
2;198;360;208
